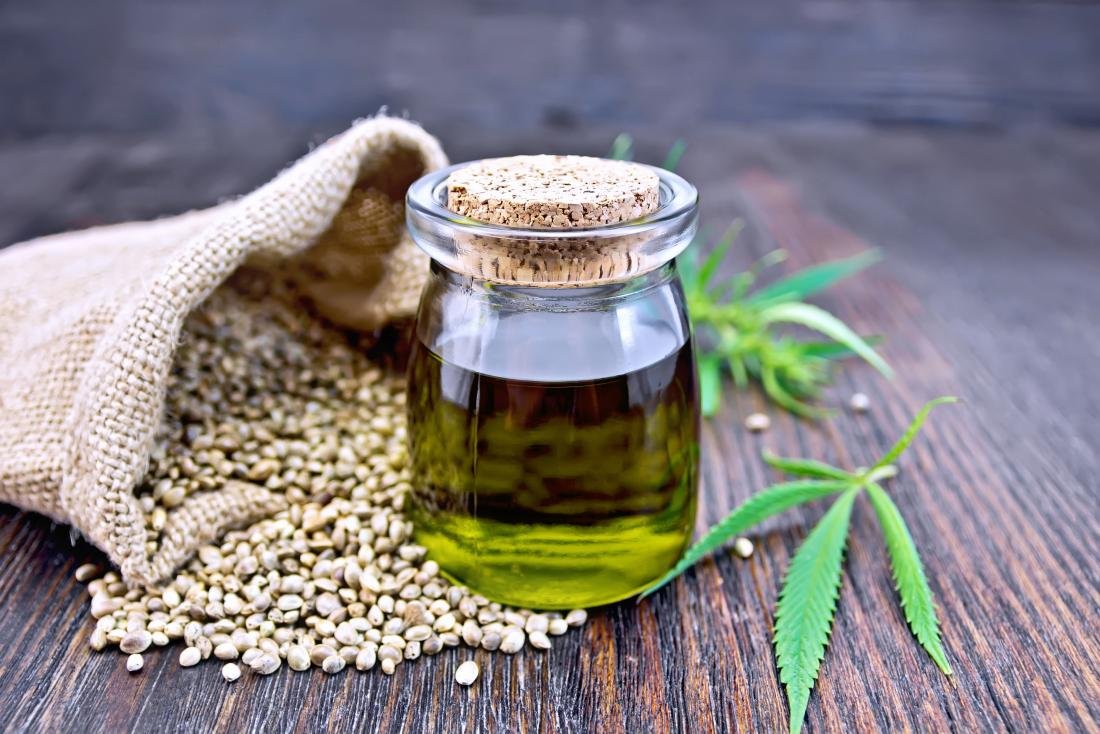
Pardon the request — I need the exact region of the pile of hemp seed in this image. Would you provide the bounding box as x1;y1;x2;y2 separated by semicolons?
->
77;270;586;685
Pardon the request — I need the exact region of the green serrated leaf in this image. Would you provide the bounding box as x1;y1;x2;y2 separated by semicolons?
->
730;248;788;300
775;488;859;734
747;250;882;306
697;222;745;290
728;354;749;389
865;482;952;675
763;452;853;481
761;364;827;418
760;301;893;379
609;133;634;161
872;396;957;469
662;139;687;171
698;355;722;417
725;272;755;302
639;479;852;599
797;336;883;361
748;248;790;277
676;251;700;294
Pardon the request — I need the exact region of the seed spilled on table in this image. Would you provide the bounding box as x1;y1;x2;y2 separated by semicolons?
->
454;660;479;686
77;274;586;685
850;392;871;413
745;413;771;433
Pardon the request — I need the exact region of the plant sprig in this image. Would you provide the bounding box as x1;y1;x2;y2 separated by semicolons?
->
681;237;890;417
641;397;957;733
611;134;891;417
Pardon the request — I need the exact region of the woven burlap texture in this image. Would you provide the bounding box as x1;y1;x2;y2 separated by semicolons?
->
0;116;447;587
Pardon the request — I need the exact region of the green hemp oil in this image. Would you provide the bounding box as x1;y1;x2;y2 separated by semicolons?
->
407;336;698;608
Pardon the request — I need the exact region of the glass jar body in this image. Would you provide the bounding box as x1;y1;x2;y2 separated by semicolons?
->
406;261;699;608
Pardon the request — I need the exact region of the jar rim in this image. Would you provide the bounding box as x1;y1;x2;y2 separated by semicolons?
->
405;159;699;287
407;160;698;240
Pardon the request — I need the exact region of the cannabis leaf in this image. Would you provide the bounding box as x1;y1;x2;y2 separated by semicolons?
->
661;139;687;171
865;482;951;674
609;132;889;416
684;238;890;417
609;132;887;416
640;397;957;733
697;355;723;417
775;489;858;734
873;395;956;470
609;133;634;162
608;134;686;172
746;249;882;306
762;452;853;481
759;302;893;380
640;479;852;599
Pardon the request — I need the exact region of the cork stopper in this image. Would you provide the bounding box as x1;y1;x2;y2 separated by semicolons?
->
446;155;660;228
406;157;697;288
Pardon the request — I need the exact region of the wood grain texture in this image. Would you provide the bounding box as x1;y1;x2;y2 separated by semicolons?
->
3;0;1100;139
0;126;1098;733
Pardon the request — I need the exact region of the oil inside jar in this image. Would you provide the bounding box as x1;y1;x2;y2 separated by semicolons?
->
407;334;698;609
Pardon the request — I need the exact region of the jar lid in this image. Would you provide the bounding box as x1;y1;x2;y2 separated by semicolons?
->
406;156;698;287
445;155;661;228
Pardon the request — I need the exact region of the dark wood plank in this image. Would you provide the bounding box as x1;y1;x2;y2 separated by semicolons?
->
3;0;1100;141
0;126;1097;733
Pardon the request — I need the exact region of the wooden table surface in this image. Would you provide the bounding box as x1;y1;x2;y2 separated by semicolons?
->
0;125;1097;733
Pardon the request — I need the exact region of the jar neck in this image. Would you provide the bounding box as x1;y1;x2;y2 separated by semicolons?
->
428;259;680;309
406;161;698;288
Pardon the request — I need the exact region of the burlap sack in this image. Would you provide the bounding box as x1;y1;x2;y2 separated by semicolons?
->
0;116;448;587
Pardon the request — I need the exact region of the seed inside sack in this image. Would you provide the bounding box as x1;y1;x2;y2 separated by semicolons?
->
77;277;589;678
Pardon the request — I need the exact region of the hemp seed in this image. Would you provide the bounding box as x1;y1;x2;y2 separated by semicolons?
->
249;653;281;675
73;281;592;683
120;630;152;654
321;655;346;674
850;392;871;413
454;660;479;686
745;413;771;432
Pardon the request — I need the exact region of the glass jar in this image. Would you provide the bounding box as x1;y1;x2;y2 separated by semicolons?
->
404;159;699;608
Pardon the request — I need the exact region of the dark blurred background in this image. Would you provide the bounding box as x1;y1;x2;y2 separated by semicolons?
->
3;0;1099;245
5;0;1100;136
